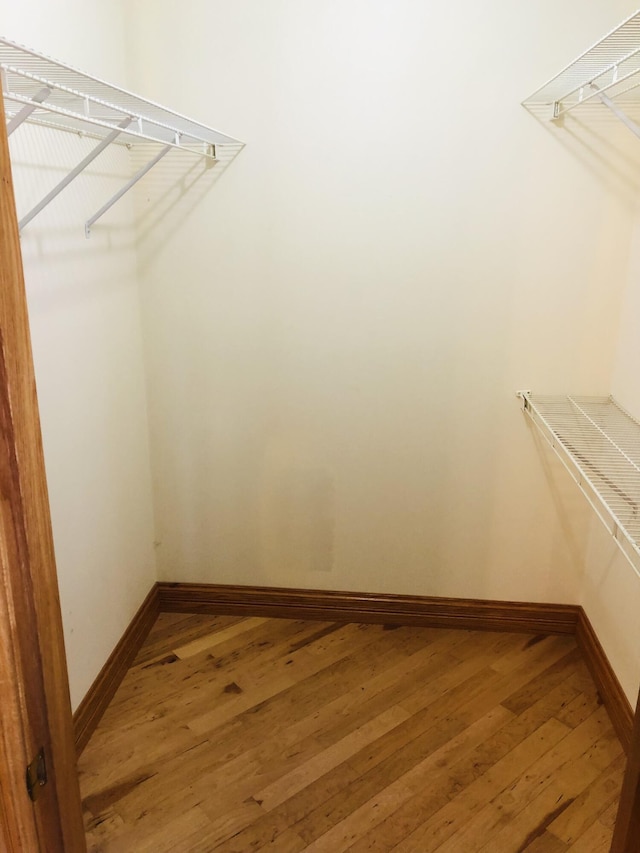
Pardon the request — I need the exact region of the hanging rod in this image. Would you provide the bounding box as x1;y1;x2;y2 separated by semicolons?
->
517;392;640;579
1;36;244;233
522;9;640;138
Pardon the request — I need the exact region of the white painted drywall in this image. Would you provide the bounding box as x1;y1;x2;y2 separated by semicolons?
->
613;211;640;419
124;0;640;694
2;1;157;710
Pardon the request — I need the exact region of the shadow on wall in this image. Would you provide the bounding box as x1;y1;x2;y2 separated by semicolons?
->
525;417;593;584
9;121;244;267
522;105;640;205
132;141;245;271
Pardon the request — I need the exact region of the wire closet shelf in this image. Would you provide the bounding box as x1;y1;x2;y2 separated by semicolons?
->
0;36;244;233
522;9;640;136
520;393;640;578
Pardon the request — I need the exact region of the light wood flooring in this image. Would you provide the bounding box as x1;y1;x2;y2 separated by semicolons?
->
79;614;625;852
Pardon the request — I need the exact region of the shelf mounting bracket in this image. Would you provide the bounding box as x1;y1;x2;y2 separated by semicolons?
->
6;86;51;135
589;83;640;141
85;143;172;238
19;116;134;231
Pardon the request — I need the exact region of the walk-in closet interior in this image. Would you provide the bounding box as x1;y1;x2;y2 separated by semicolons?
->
3;0;640;850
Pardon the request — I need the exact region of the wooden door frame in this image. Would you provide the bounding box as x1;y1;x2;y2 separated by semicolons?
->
611;686;640;852
0;89;85;851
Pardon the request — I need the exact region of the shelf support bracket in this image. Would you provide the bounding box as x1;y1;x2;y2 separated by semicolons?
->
85;143;171;238
590;83;640;141
6;87;52;136
19;116;134;231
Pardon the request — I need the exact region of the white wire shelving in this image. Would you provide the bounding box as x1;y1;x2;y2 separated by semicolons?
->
518;393;640;578
0;36;244;235
522;10;640;140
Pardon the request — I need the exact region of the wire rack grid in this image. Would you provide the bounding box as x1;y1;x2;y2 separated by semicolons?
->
522;10;640;124
0;36;243;151
1;36;245;233
522;394;640;577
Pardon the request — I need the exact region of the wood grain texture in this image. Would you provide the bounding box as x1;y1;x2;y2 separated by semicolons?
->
78;614;624;852
610;684;640;853
575;607;633;752
0;474;41;852
158;582;581;634
74;584;160;755
0;88;85;852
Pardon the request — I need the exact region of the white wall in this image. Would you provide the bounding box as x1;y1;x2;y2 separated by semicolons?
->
2;2;157;709
125;0;639;655
613;210;640;418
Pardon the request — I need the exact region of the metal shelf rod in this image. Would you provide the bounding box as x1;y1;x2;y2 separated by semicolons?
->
6;84;50;135
85;144;172;237
19;116;133;230
590;85;640;140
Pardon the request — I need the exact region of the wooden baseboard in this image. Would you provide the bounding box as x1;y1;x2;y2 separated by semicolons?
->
157;582;580;635
73;584;159;755
576;608;634;752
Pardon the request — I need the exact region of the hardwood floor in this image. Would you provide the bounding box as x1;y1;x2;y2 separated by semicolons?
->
78;614;625;852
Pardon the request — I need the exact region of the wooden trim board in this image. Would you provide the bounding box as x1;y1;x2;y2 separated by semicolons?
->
73;585;159;755
611;685;640;853
576;607;634;753
157;582;580;634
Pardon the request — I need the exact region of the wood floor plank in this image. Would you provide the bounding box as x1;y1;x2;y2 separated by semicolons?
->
470;716;622;853
83;627;460;838
111;617;337;712
343;707;535;853
522;832;570;853
500;647;582;715
183;800;266;852
233;645;582;851
185;622;432;736
389;719;572;852
568;819;615;852
78;616;620;853
547;753;625;844
86;805;212;853
97;624;422;800
301;706;515;853
347;681;613;853
598;799;620;830
254;704;410;810
133;614;245;665
80;618;351;782
555;686;604;731
173;616;271;658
